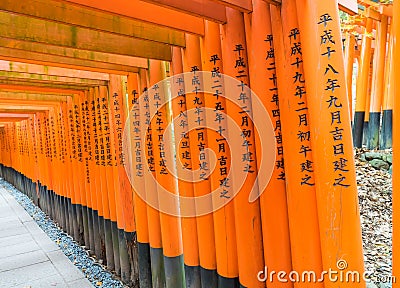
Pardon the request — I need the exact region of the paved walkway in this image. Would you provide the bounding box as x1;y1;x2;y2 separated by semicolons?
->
0;187;93;288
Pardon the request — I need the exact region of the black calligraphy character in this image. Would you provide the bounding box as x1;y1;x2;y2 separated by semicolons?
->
325;79;340;92
220;167;227;176
241;129;251;138
238;92;248;104
220;189;230;199
241;115;249;127
324;64;339;75
299;114;308;126
212;67;221;78
276;159;284;169
275;133;283;144
271;94;279;106
320;29;335;45
192;76;200;86
191;66;200;73
291;57;303;69
301;174;315;186
333;158;349;172
235;57;246;68
333;143;344;155
295;86;306;99
210;54;221;65
219;155;227;166
299;145;312;157
326;95;343;108
241;151;252;163
318;13;333;27
244;164;254;173
234;44;244;56
215;113;224;124
331;111;341;125
275;120;282;131
321;46;336;59
264;34;273;46
176;77;184;85
220;177;230;188
195;116;204;125
298;130;311;142
301;160;314;172
293;71;305;83
217;126;226;136
291;43;302;55
194;96;203;105
219;143;225;153
266;48;275;60
333;173;350;187
277;171;285;181
289;28;300;41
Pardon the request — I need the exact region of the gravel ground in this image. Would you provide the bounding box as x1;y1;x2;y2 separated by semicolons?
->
355;149;393;287
0;178;124;288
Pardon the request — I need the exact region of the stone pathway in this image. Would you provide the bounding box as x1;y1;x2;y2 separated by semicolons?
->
0;186;93;288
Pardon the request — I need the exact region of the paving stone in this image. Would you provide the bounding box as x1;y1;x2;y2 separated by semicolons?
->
0;216;18;224
0;261;59;287
0;249;47;272
0;239;40;259
24;220;46;236
0;208;15;219
47;250;86;283
0;233;33;247
0;219;24;231
0;225;28;238
33;233;59;253
15;273;68;288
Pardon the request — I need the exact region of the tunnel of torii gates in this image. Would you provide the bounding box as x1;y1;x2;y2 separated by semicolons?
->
0;0;399;287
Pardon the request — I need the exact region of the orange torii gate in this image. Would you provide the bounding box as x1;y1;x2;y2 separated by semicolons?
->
0;1;379;288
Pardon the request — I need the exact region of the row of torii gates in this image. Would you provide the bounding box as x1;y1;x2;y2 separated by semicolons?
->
0;0;400;287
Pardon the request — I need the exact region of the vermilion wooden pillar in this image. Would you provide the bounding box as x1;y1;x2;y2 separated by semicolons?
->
148;59;185;288
138;67;165;288
220;7;264;288
353;17;373;148
170;46;202;288
381;22;394;150
269;1;323;288
369;15;388;149
392;0;400;286
244;1;293;288
344;32;356;119
182;34;218;288
295;1;365;287
201;20;239;288
126;72;152;287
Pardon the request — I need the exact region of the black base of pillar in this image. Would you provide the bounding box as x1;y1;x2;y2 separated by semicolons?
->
200;267;217;288
164;254;185;288
138;242;152;288
184;265;201;288
368;112;381;149
218;275;239;288
362;121;369;147
353;111;365;148
150;247;166;288
380;109;392;149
